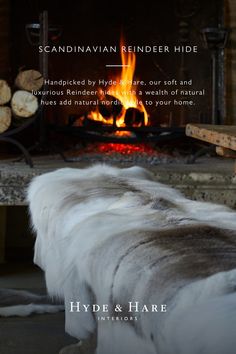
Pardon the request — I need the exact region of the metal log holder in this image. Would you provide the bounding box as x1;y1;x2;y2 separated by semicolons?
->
25;11;54;154
53;114;185;144
0;106;44;168
0;115;40;167
0;11;51;167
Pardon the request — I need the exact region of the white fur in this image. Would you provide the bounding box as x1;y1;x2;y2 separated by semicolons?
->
0;288;64;317
27;164;236;354
0;303;64;317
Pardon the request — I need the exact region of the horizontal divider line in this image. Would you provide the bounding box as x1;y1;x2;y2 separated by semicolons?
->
105;64;130;67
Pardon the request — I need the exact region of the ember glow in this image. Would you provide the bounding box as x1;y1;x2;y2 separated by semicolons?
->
89;37;149;128
73;142;157;155
97;143;155;154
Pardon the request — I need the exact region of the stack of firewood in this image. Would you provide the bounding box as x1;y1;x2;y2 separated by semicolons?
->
0;69;43;133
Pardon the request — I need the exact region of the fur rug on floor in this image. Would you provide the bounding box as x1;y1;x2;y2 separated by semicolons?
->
27;164;236;354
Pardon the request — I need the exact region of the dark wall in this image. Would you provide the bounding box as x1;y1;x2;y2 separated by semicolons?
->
0;0;10;78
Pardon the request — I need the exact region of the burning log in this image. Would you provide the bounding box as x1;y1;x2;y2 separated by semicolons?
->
98;94;123;119
11;90;38;118
15;69;44;91
71;114;104;129
0;80;11;105
124;107;144;127
0;106;11;133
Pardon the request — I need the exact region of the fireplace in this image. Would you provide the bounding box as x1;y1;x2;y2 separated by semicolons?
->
0;0;232;165
1;5;236;354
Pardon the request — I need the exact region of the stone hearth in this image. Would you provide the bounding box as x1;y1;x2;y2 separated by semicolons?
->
0;155;235;207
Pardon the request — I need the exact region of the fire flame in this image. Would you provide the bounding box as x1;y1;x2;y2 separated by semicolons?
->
89;37;149;127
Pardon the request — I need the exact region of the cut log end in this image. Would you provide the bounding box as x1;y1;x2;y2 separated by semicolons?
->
0;106;11;133
11;90;38;118
15;69;44;92
0;80;11;105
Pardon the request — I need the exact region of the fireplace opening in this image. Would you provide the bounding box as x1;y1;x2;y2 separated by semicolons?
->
0;0;231;166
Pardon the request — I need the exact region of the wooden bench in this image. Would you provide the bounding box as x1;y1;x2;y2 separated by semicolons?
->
186;124;236;158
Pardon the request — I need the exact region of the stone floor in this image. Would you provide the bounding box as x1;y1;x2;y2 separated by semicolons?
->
0;263;77;354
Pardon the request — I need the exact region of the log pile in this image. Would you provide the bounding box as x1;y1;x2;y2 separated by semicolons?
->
0;69;43;133
15;69;43;92
11;91;38;118
0;80;11;105
0;106;11;133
